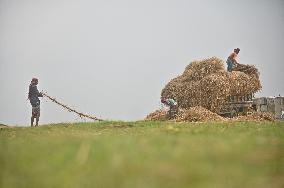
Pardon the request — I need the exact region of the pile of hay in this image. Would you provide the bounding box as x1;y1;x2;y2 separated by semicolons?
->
145;109;167;121
161;57;261;113
145;109;275;122
145;106;225;122
233;112;275;122
176;106;225;122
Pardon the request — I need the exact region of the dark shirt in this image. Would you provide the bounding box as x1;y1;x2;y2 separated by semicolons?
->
28;84;42;107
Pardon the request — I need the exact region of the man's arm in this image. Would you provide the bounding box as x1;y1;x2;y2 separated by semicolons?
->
233;60;239;66
35;86;43;97
28;85;31;100
232;56;240;67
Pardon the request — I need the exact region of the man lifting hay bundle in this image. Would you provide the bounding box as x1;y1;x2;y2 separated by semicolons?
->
161;97;178;119
226;48;240;72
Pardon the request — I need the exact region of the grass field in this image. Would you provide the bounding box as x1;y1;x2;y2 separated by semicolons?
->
1;121;284;188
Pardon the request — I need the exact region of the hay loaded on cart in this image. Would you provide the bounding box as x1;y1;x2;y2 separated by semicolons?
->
160;57;261;118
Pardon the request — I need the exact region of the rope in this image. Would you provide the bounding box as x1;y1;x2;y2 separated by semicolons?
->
42;92;103;121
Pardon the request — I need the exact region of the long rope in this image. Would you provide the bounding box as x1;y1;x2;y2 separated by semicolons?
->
42;92;103;121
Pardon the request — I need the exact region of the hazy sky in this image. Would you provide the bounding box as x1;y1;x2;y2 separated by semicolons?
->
1;0;284;126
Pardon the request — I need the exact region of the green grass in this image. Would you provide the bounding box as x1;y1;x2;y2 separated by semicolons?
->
0;121;284;188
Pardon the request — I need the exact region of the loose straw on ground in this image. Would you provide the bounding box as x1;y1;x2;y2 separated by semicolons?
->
42;92;103;121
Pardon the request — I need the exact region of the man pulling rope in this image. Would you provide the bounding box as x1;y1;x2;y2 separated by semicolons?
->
28;78;43;126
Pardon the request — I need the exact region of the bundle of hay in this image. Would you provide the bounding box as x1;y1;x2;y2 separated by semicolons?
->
145;109;167;121
161;57;262;113
228;66;261;95
176;106;225;122
233;64;260;79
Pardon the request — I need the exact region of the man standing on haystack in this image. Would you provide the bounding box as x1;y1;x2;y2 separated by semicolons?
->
226;48;240;72
161;97;178;119
28;78;43;127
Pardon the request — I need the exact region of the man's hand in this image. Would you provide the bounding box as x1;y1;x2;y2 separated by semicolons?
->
234;61;240;67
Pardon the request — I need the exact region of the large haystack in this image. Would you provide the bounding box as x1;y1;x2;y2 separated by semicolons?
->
161;57;261;113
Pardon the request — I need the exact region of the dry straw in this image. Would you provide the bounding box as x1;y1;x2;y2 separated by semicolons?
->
232;112;275;122
176;106;226;122
145;109;167;121
145;106;225;122
145;108;274;122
